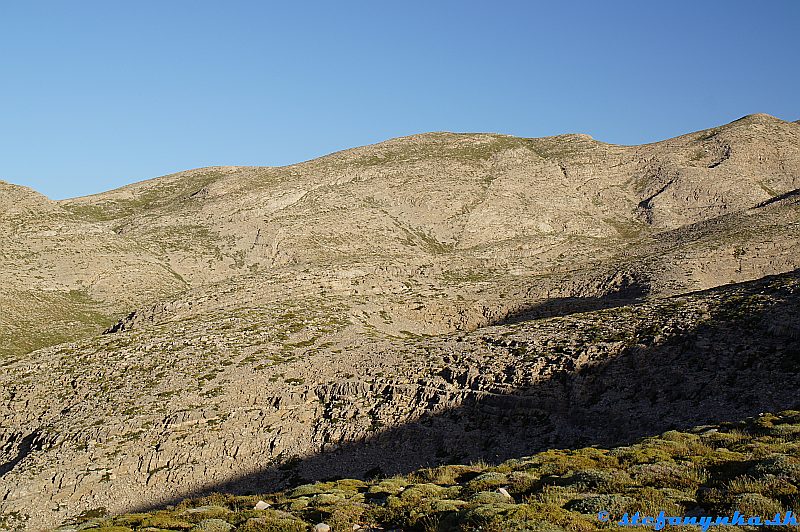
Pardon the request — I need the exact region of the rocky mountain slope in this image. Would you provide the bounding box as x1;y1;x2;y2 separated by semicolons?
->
0;114;798;530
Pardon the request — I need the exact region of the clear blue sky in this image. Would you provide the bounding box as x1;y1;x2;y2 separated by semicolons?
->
1;1;798;199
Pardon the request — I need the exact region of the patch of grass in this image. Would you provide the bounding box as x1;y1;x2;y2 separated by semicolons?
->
604;217;646;239
0;288;115;358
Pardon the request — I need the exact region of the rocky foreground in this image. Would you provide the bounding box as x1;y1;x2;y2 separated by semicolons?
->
52;409;800;532
0;114;798;530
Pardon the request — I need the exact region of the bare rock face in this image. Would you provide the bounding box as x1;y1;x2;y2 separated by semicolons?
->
0;115;799;530
632;115;799;229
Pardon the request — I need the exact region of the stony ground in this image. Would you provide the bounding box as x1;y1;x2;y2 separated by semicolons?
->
0;114;798;530
49;409;800;532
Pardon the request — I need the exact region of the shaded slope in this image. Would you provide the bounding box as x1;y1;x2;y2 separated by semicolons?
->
54;410;800;532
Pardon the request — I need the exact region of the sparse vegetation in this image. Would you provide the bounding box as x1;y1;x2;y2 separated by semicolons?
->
58;411;800;531
2;116;800;530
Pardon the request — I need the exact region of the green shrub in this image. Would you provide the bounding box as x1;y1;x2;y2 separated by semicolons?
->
376;483;459;528
625;487;684;516
749;454;800;481
189;518;234;532
565;494;635;517
465;472;508;493
429;498;468;512
326;502;365;531
731;493;784;517
701;429;748;448
503;502;595;532
612;445;673;465
660;430;701;443
765;423;800;438
529;449;610;475
140;513;194;530
726;475;798;498
400;483;453;502
412;464;475;485
507;471;540;494
179;506;231;523
365;476;409;496
695;447;749;468
469;491;512;505
308;492;346;508
193;493;235;508
237;511;306;532
459;502;518;525
532;486;581;506
630;461;708;489
285;497;311;512
111;514;149;527
332;479;366;492
559;468;633;493
289;481;337;498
